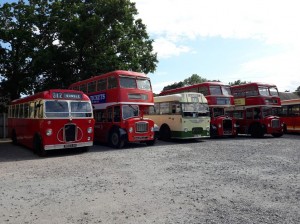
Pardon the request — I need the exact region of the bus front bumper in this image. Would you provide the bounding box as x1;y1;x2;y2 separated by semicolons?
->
44;141;93;150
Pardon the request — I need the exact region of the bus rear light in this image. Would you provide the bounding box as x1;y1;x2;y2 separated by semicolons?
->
87;127;93;134
46;129;53;136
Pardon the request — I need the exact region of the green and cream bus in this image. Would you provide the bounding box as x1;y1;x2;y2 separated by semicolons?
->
145;92;210;140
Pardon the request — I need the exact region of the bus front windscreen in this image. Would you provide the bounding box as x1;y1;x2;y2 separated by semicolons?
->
70;102;93;117
137;78;151;91
182;103;209;117
122;105;139;120
45;100;69;117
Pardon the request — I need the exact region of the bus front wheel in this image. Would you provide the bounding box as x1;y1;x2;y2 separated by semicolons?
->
12;130;18;145
34;135;47;157
159;124;171;141
109;129;125;149
250;123;264;138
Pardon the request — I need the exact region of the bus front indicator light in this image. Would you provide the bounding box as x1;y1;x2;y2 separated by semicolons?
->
129;127;133;133
46;129;53;136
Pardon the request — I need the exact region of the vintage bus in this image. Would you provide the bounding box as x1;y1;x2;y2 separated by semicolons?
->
8;89;95;156
226;82;284;137
145;92;210;140
280;98;300;133
69;70;156;148
160;82;237;137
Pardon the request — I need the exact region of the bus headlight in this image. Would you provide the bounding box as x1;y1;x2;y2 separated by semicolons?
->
46;129;53;136
151;126;154;132
184;128;188;132
218;124;221;128
129;127;133;133
87;127;93;134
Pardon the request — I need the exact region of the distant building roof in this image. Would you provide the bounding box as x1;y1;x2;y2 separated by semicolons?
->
279;92;300;100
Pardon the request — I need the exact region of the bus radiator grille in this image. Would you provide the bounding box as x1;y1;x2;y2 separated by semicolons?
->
223;119;233;134
192;127;204;134
65;124;77;142
136;122;148;133
271;119;280;128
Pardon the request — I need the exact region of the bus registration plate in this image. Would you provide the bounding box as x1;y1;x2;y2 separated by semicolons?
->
64;143;77;148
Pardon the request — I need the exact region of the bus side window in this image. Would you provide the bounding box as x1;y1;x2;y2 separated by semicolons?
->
246;108;253;119
24;103;29;118
29;102;35;118
108;76;117;89
107;107;113;122
114;106;121;122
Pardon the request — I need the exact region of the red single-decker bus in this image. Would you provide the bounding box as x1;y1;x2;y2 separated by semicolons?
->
69;70;156;148
227;82;284;137
280;98;300;133
160;82;237;137
8;89;95;156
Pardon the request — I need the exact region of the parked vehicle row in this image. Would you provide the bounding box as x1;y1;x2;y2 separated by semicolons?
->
7;70;289;157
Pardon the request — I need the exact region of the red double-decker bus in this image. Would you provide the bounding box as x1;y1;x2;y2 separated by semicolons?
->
69;70;156;148
280;99;300;133
8;89;95;156
227;82;284;137
159;82;237;137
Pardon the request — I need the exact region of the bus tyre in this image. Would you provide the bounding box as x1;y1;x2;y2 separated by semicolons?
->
109;129;125;149
34;135;47;157
81;147;90;152
272;133;283;138
146;139;156;146
159;124;171;141
250;123;264;138
12;130;18;145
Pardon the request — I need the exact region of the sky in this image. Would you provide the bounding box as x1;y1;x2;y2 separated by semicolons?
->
133;0;300;93
2;0;300;94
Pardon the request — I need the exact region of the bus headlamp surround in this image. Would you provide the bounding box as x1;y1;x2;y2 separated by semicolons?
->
46;129;53;136
87;127;93;134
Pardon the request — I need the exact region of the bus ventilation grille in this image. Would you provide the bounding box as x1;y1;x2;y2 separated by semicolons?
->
271;119;280;128
136;122;148;133
192;127;203;134
65;124;76;142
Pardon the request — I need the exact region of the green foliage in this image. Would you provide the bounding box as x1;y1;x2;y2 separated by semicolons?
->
295;86;300;96
228;80;248;86
0;0;157;100
162;74;219;92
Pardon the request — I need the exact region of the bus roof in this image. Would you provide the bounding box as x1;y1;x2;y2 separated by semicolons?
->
10;89;89;104
281;98;300;105
159;81;229;96
69;70;148;88
154;92;207;103
231;82;278;89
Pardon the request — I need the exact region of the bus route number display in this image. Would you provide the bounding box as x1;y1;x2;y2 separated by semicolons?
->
52;92;82;100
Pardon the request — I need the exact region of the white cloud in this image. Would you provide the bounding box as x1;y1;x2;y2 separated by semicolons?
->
153;38;191;59
237;50;300;92
135;0;300;46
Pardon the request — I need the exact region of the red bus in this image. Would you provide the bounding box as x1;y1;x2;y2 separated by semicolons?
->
8;89;95;156
159;82;237;137
227;82;284;137
69;70;156;148
280;99;300;133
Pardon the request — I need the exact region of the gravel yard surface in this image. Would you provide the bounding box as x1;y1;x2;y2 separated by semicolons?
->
0;134;299;224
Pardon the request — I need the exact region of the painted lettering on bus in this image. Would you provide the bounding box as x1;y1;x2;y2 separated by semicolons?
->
52;92;82;99
89;93;106;104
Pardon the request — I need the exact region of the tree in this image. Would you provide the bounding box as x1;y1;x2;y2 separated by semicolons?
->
162;74;213;92
0;0;158;100
183;74;207;85
295;86;300;96
162;81;184;91
228;80;248;86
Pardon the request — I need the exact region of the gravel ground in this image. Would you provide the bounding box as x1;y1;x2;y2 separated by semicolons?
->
0;134;299;224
